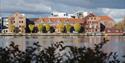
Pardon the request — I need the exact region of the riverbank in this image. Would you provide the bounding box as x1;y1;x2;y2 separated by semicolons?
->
0;33;124;36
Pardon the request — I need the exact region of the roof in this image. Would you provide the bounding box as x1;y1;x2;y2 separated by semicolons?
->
33;18;85;23
99;16;113;21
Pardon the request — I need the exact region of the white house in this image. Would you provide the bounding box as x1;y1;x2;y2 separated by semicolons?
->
50;12;76;18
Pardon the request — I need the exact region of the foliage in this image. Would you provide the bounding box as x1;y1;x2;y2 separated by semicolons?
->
45;23;51;32
0;40;124;63
10;24;15;32
56;23;64;32
28;24;34;33
114;17;125;30
50;26;55;33
42;26;47;33
79;26;85;33
66;23;71;33
74;23;81;32
14;27;20;33
37;23;43;32
21;25;25;33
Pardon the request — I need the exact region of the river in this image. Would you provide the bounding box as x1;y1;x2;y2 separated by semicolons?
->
0;36;125;62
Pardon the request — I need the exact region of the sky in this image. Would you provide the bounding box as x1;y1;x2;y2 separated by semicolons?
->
0;0;125;22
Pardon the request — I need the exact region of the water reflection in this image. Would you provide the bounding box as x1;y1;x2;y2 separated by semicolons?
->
0;36;125;61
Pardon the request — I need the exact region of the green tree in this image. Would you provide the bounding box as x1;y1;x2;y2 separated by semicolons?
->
74;23;81;33
28;24;34;33
10;24;15;33
37;24;43;33
56;23;64;32
114;17;125;31
66;23;71;33
45;23;50;32
21;25;25;33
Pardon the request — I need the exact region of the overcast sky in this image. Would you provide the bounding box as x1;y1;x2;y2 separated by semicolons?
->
0;0;125;22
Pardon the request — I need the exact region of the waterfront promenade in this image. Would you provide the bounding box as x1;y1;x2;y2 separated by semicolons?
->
0;33;123;36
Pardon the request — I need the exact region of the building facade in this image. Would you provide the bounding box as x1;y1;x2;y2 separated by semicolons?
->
99;16;115;28
83;13;101;33
0;17;9;33
85;16;100;33
8;12;26;33
34;17;85;32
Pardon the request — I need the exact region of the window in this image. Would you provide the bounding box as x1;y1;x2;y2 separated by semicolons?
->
94;17;96;20
107;30;111;32
91;18;93;20
116;30;119;32
19;25;21;27
19;21;23;23
11;21;13;23
64;13;68;16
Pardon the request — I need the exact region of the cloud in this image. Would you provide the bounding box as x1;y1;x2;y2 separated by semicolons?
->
101;8;125;21
0;0;125;22
51;0;125;9
0;0;52;14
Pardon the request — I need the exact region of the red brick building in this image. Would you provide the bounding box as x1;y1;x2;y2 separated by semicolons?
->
84;13;101;33
34;18;84;26
99;16;115;28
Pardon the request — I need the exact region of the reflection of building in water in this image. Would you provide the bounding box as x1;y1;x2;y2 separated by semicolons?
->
25;36;39;47
9;36;26;51
0;36;26;51
83;36;102;47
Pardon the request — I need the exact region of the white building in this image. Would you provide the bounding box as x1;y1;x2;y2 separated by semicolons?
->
50;12;76;18
1;17;9;33
74;11;90;18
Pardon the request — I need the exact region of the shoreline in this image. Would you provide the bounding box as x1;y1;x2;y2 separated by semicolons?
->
0;33;124;36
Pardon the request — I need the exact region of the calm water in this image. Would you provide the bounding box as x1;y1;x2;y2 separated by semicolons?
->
0;36;125;62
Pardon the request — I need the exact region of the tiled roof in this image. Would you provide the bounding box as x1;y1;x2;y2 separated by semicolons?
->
33;18;85;23
99;16;113;21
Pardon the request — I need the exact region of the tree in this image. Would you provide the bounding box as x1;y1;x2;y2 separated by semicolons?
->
66;23;71;33
14;27;20;33
45;23;50;32
114;17;125;31
21;25;25;33
37;24;43;33
74;23;81;33
56;23;64;33
10;24;15;33
28;24;34;33
50;26;55;33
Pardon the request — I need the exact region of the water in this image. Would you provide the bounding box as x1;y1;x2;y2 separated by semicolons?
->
0;36;125;62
